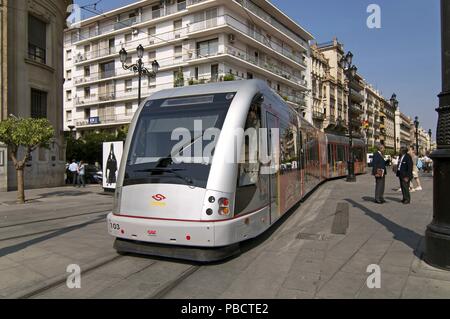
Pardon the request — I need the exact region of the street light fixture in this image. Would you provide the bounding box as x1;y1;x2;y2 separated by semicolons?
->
119;45;160;106
414;116;419;155
428;129;432;151
340;51;358;183
390;93;399;154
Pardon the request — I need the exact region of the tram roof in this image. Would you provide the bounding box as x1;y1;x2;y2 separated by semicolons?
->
147;79;268;100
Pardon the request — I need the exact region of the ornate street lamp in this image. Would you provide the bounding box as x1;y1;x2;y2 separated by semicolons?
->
390;93;399;154
340;51;358;182
425;0;450;270
120;44;160;106
414;116;419;155
428;129;432;151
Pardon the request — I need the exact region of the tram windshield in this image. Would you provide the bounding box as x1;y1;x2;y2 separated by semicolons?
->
124;92;235;188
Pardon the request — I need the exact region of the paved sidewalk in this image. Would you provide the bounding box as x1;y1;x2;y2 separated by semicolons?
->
164;171;450;299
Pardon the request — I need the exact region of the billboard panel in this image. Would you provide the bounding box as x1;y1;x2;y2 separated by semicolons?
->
103;141;124;190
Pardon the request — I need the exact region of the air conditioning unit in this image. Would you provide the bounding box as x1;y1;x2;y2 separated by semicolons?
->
132;28;139;35
228;34;236;43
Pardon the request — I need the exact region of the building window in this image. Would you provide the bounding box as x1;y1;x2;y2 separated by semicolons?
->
84;66;90;77
28;15;47;64
66;110;72;122
100;61;115;79
125;79;133;92
211;64;219;82
66;70;72;80
174;45;182;59
148;51;156;61
196;38;218;57
66;49;72;61
84;44;91;52
84;87;91;98
66;90;72;101
125;102;133;116
148;75;156;88
125;33;132;43
148;26;156;44
84;108;91;119
31;89;47;119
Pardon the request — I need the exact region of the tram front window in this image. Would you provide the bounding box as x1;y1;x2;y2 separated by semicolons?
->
124;93;234;188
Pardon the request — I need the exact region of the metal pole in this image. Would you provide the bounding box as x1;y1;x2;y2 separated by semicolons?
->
138;58;142;107
347;81;356;182
425;0;450;270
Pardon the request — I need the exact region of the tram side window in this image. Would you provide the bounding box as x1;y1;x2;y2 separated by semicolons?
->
328;144;333;166
235;95;265;216
238;96;262;187
280;121;299;174
337;145;346;162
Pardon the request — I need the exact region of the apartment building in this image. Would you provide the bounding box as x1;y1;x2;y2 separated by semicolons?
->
398;112;412;149
0;0;72;191
363;84;386;147
381;97;396;151
63;0;314;136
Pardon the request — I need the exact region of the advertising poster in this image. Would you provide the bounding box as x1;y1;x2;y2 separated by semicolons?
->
102;141;124;191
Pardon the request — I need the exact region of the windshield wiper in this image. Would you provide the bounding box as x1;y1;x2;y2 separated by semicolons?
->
135;168;194;186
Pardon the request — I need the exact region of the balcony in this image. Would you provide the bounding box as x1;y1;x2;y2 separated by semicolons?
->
233;0;309;50
313;111;325;120
75;47;117;63
69;1;188;45
223;45;307;88
350;89;365;103
76;112;134;128
188;15;307;68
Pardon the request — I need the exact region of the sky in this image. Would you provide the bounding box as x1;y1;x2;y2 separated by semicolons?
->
73;0;442;135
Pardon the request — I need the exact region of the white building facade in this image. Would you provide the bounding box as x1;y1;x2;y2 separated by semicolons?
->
63;0;314;136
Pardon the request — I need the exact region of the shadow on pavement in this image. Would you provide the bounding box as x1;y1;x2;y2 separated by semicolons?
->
0;215;106;258
345;198;423;259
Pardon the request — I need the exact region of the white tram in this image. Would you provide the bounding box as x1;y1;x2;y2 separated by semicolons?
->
107;80;366;262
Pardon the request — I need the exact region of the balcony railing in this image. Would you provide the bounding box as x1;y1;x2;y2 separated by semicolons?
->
75;47;117;63
189;15;307;67
68;1;188;44
224;45;307;87
234;0;309;49
75;112;134;127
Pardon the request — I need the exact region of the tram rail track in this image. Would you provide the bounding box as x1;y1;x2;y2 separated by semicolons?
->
0;209;111;229
0;218;107;243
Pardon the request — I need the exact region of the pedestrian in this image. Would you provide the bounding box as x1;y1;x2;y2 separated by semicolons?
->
409;146;423;191
372;144;387;204
397;146;414;204
77;160;86;188
68;159;79;187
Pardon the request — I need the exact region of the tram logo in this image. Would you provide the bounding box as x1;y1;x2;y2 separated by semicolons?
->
152;194;166;202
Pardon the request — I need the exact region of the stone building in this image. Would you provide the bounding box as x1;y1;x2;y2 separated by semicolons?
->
0;0;72;191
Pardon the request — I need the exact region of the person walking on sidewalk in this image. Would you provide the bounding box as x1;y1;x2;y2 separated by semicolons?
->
68;159;79;187
372;144;387;204
409;146;423;191
397;147;413;204
77;161;87;188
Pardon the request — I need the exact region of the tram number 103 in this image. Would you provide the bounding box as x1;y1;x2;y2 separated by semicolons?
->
110;223;121;230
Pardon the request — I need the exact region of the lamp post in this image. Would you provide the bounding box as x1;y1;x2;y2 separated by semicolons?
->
414;116;419;155
428;129;432;152
425;0;450;270
390;93;399;154
340;51;358;182
119;44;159;106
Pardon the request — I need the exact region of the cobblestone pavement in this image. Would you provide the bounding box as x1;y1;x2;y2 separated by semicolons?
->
1;172;449;299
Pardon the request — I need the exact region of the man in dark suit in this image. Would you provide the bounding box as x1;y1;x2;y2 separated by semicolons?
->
372;144;387;204
396;146;414;204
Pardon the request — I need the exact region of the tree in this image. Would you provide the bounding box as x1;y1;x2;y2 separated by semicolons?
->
0;117;54;203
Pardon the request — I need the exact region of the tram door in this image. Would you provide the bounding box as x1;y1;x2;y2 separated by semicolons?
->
266;112;280;223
